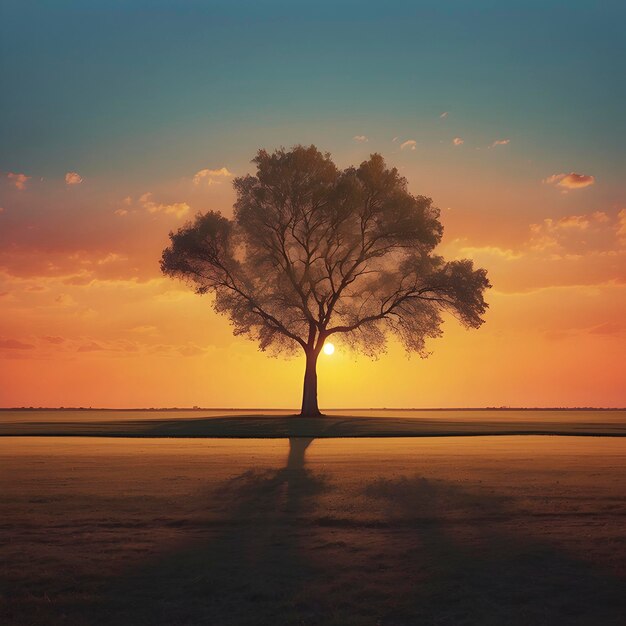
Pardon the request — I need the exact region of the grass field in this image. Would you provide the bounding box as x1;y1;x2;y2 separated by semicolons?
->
1;409;625;437
1;431;625;625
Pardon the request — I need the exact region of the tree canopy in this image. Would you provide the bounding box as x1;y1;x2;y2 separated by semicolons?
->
161;145;490;415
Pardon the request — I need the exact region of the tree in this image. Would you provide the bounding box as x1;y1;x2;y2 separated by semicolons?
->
161;146;490;416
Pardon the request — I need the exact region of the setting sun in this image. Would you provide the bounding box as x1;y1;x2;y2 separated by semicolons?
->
323;342;335;356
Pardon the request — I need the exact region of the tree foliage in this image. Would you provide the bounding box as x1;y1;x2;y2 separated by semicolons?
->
161;145;490;359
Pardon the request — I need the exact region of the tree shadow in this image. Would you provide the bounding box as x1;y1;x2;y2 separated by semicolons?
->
93;441;625;626
96;437;332;625
359;475;626;625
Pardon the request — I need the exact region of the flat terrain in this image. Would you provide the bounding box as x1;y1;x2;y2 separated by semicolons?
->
1;409;625;437
1;435;625;625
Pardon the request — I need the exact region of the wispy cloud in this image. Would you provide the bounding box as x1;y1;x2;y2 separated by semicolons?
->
7;172;30;190
78;341;103;353
587;321;623;336
43;336;65;344
400;140;417;151
353;135;368;143
450;210;625;292
114;196;132;215
489;139;510;148
54;293;76;307
0;338;35;350
452;137;464;146
65;172;83;185
139;192;191;218
528;211;613;253
543;172;595;190
461;211;621;261
193;167;233;186
457;244;522;261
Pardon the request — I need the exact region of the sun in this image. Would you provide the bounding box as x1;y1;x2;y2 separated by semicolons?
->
323;342;335;355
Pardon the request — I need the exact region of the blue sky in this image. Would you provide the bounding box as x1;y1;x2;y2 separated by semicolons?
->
2;1;625;181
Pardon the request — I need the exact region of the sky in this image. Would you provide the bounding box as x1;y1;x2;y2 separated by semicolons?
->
1;0;625;408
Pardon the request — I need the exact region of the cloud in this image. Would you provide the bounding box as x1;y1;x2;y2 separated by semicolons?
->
7;172;30;190
0;338;35;350
452;137;464;146
139;192;191;218
489;139;510;148
0;179;188;285
65;172;83;185
448;210;626;292
114;197;132;215
528;211;616;254
544;319;624;342
588;321;623;335
543;172;595;190
55;293;76;307
96;252;129;266
353;135;368;143
400;140;417;151
440;112;448;119
78;341;103;352
43;336;65;344
179;343;208;357
130;325;157;334
193;167;233;186
457;245;522;261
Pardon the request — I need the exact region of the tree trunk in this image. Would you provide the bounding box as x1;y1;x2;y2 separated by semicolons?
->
300;350;321;417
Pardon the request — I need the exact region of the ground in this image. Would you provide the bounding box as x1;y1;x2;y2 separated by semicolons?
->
1;431;625;625
1;409;625;437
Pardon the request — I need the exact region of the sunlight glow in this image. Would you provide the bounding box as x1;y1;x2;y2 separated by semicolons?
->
323;342;335;355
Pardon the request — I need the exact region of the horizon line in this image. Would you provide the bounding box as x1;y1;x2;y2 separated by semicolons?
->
1;406;624;412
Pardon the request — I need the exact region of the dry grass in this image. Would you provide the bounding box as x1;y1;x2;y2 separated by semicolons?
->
1;409;625;437
1;436;625;625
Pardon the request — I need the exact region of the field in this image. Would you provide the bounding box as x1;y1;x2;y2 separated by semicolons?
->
1;408;625;437
2;416;626;625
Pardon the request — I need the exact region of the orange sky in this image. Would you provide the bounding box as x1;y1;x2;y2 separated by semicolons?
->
1;154;624;408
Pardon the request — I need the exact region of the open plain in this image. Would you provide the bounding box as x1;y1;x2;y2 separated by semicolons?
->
1;415;625;625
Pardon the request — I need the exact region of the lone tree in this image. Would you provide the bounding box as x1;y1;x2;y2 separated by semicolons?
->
161;146;490;416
